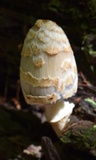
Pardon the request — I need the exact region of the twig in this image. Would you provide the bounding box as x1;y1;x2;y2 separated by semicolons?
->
41;137;61;160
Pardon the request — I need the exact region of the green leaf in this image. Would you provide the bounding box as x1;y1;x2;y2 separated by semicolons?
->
84;98;96;107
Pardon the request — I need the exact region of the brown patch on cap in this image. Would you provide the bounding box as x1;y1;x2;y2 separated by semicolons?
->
61;60;72;72
23;91;59;105
33;56;45;67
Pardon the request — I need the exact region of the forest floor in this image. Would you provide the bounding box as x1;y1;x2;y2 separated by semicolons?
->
0;72;96;160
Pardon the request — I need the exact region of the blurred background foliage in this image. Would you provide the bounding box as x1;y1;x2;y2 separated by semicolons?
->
0;0;96;99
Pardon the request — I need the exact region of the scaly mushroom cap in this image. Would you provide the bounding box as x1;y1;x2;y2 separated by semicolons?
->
20;19;78;105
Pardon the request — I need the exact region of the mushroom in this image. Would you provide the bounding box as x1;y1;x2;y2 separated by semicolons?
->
20;19;78;137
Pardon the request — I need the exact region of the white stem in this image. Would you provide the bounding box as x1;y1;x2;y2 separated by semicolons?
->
45;101;75;137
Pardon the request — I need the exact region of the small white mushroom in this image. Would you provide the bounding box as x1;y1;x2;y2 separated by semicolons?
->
20;19;78;137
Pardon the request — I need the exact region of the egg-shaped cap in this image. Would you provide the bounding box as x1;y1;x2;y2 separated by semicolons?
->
21;19;72;56
20;19;78;105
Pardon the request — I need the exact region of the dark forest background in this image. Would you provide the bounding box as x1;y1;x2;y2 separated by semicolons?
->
0;0;96;99
0;1;96;160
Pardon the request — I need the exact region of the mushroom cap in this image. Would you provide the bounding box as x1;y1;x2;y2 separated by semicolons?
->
20;19;78;105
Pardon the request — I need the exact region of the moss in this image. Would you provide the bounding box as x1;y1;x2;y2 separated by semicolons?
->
61;124;96;151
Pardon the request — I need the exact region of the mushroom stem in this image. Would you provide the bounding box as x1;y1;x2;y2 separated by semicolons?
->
45;101;75;137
